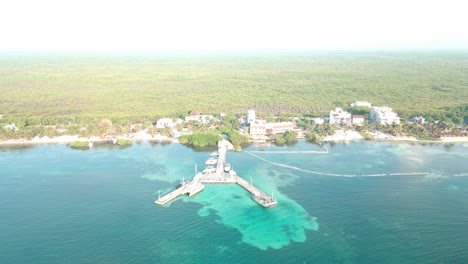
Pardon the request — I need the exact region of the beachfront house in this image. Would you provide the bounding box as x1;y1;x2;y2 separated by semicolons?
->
156;118;174;129
249;121;295;136
184;109;201;122
370;106;400;125
249;123;266;135
256;116;267;125
265;122;294;135
351;115;365;125
329;108;352;125
184;109;214;124
311;117;325;125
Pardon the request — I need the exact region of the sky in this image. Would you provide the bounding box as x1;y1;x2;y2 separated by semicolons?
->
0;0;467;51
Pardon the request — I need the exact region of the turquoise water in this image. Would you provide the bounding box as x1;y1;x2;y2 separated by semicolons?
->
0;141;467;263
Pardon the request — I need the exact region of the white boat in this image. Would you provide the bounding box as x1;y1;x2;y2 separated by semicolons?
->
203;166;216;174
205;157;217;166
205;152;219;165
224;163;231;172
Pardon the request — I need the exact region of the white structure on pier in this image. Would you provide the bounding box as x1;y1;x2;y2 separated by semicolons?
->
370;106;400;125
155;141;277;208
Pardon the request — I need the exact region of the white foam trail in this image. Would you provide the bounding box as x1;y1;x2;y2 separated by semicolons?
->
245;151;430;177
248;145;329;154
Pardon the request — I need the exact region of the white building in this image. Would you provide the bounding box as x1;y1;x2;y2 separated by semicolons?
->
351;115;365;125
329;108;352;125
249;123;266;135
256;117;266;125
249;122;295;136
350;101;372;108
266;122;294;135
370;106;400;125
185;114;214;123
311;117;325;125
156;118;174;129
247;110;256;124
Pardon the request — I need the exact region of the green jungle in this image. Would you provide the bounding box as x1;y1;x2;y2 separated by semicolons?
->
0;51;467;132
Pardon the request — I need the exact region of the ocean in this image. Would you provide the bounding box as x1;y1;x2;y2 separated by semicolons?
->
0;140;467;264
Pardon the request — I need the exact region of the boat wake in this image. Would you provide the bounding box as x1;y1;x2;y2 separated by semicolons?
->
248;145;329;154
245;151;431;177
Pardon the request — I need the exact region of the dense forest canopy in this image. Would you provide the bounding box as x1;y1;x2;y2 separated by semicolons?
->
0;51;467;122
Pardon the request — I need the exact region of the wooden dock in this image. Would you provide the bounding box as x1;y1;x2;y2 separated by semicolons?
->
155;140;277;207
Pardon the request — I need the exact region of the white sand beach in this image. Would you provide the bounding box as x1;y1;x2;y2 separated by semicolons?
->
323;130;364;142
368;131;418;141
440;137;468;143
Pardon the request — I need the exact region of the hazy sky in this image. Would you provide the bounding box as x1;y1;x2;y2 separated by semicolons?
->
1;0;467;51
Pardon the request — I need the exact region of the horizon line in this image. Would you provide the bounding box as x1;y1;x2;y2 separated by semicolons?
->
1;48;467;54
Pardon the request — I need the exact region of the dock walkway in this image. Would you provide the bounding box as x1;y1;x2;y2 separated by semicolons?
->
155;141;277;207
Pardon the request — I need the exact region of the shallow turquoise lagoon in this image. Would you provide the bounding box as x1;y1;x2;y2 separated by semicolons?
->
0;141;467;263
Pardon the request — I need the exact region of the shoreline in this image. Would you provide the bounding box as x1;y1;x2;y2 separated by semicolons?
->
322;130;468;144
1;134;467;147
0;135;179;146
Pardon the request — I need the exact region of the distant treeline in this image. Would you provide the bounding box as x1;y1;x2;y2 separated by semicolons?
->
0;52;466;120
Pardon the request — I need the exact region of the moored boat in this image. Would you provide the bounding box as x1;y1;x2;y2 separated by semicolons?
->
205;157;217;166
203;166;216;174
205;152;219;165
224;163;231;172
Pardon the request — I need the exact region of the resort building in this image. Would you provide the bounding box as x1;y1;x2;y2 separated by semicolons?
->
311;117;325;125
350;101;372;108
329;108;352;125
249;122;295;136
256;116;266;125
266;122;294;135
249;123;266;135
185;109;201;122
156;118;174;129
247;110;256;124
370;106;400;125
352;115;365;125
184;109;214;123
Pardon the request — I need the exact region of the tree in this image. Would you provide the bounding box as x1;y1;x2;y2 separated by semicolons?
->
161;127;173;137
227;131;248;150
179;131;222;147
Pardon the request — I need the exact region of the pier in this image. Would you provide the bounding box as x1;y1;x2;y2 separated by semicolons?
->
155;140;277;207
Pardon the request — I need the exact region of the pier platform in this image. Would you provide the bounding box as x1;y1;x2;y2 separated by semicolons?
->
155;141;277;207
